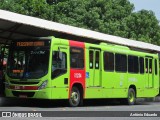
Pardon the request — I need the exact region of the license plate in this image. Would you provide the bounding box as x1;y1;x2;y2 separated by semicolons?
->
19;95;27;98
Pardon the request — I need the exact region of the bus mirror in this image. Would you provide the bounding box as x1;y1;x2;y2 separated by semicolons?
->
58;47;62;60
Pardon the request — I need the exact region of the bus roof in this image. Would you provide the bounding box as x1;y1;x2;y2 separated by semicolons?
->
0;9;160;52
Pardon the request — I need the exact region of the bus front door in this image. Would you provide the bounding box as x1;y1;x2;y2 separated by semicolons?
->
89;49;101;87
145;58;153;88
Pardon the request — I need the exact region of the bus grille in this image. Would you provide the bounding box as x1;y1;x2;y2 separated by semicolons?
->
12;91;35;97
10;81;39;85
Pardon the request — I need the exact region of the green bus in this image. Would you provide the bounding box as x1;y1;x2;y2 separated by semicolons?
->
5;36;159;106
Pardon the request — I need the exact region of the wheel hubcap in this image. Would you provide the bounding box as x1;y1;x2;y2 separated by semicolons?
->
71;92;79;104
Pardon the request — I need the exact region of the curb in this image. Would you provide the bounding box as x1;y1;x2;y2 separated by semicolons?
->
136;96;160;102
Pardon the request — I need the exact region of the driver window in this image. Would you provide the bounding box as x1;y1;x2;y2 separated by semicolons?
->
52;51;67;79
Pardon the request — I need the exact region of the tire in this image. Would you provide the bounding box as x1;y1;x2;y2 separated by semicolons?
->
127;88;136;105
69;87;81;107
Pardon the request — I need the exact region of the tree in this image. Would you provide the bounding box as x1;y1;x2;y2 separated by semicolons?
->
46;0;57;5
122;10;160;45
0;0;160;45
55;0;134;32
0;0;54;20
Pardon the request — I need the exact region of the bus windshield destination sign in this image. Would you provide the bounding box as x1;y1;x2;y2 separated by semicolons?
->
16;41;45;47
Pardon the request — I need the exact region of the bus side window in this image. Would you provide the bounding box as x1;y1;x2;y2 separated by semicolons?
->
139;57;144;74
52;51;67;79
89;50;93;69
145;58;148;73
115;54;127;72
128;55;139;73
104;52;114;71
95;51;99;69
70;47;84;69
155;59;157;75
149;59;152;73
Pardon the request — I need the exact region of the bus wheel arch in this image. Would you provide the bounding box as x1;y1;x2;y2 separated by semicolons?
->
69;83;84;107
127;85;136;105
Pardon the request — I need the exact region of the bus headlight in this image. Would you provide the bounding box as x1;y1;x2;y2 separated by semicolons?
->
38;80;48;90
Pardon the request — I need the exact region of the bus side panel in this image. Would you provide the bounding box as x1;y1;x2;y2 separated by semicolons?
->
127;74;144;97
69;40;86;98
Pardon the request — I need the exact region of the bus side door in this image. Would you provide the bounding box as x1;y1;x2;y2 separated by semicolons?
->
51;46;69;99
89;49;101;87
145;57;153;88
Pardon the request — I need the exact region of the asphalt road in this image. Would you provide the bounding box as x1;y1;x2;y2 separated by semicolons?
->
0;98;159;120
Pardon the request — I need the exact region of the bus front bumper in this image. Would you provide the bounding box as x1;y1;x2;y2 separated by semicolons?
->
5;88;52;99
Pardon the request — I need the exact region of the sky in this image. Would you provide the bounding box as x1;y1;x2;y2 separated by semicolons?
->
129;0;160;21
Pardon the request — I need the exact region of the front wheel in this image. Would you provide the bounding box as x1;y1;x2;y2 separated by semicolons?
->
127;88;136;105
69;87;81;107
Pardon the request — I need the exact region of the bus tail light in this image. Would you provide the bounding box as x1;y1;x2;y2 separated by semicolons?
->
38;80;48;90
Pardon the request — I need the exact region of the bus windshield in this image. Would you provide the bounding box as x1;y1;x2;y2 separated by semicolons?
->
7;40;50;79
7;48;49;79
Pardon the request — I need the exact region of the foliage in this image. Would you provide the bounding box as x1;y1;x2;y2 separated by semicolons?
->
123;10;160;45
0;0;160;45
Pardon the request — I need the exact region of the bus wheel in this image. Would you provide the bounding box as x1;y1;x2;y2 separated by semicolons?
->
127;88;136;105
69;87;80;107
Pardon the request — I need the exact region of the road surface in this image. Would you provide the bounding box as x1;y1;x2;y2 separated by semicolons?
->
0;98;159;120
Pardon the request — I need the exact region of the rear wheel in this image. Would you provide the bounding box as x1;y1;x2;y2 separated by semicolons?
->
69;87;81;107
127;88;136;105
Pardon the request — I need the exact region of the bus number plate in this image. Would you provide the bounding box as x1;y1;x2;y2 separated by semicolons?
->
19;95;27;98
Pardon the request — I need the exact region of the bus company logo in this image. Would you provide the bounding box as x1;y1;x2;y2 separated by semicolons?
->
2;112;11;117
74;73;82;78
